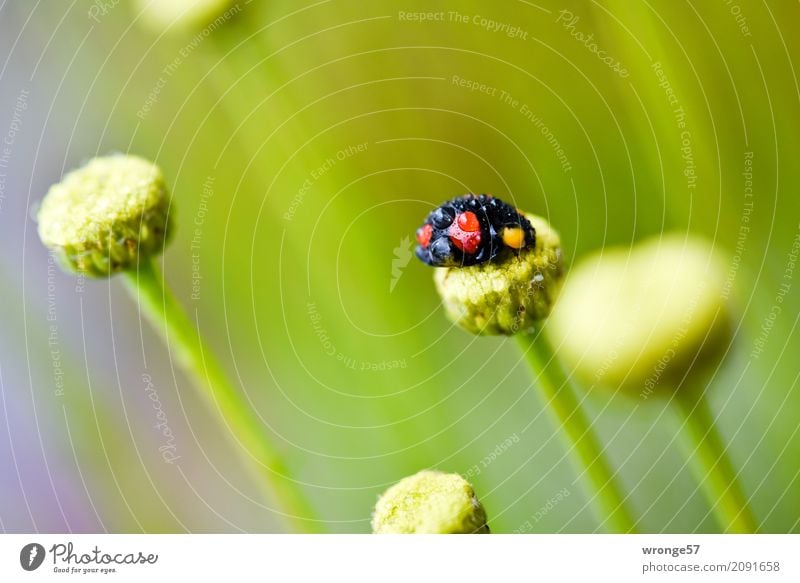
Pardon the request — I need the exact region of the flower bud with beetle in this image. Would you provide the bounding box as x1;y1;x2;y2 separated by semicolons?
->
414;193;636;533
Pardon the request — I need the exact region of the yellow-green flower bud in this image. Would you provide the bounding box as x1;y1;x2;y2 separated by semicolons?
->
37;155;171;278
372;470;489;534
434;214;564;335
132;0;237;32
548;234;730;394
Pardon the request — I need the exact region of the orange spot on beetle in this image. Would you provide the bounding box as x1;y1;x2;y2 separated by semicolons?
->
502;227;526;249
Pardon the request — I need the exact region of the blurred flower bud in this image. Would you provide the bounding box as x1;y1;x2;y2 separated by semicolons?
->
548;234;730;393
434;214;564;335
372;470;489;534
37;154;172;277
133;0;237;33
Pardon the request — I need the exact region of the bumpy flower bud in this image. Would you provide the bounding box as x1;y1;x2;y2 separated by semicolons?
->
434;215;564;335
372;470;489;534
548;234;730;393
37;155;171;277
133;0;237;32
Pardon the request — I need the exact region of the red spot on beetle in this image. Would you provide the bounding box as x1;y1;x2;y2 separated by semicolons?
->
416;223;433;248
456;211;480;232
449;214;482;255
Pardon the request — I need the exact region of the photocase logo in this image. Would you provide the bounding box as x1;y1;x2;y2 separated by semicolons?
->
390;236;413;292
20;543;46;571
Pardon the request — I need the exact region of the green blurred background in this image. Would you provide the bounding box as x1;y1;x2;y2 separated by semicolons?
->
0;0;798;533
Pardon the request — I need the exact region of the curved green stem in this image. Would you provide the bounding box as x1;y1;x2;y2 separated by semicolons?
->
123;257;322;533
673;388;756;533
517;331;637;533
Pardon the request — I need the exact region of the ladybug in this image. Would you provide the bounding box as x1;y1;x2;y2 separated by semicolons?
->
415;194;535;267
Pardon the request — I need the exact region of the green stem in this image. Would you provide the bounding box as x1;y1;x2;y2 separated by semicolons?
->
123;256;322;533
517;331;637;533
673;388;756;533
